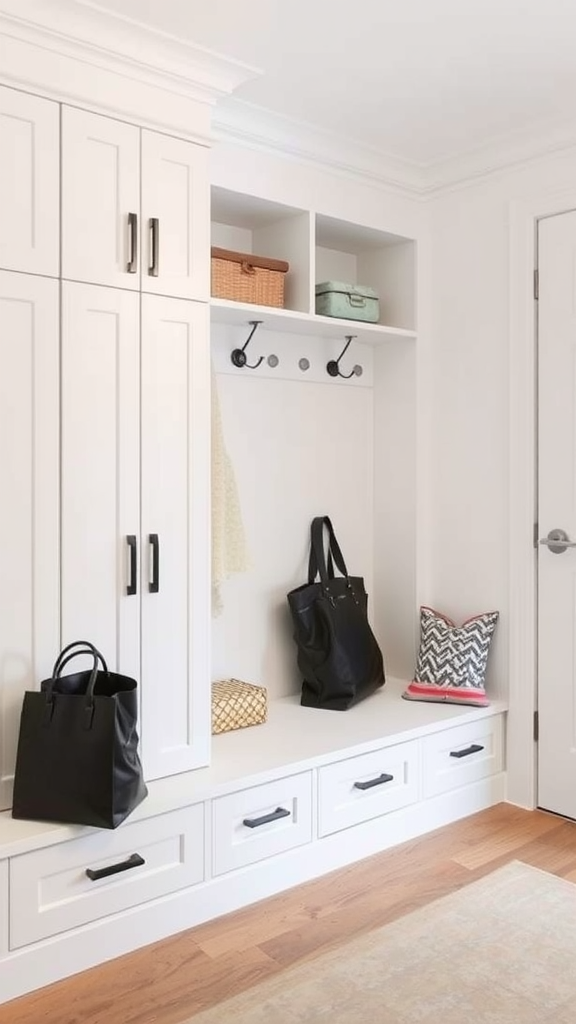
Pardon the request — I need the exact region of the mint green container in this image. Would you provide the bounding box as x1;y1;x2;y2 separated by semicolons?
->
315;281;380;323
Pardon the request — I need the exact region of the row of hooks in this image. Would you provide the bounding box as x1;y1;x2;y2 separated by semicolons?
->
230;321;363;379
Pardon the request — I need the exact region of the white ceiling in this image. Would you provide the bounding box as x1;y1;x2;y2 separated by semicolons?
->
82;0;576;177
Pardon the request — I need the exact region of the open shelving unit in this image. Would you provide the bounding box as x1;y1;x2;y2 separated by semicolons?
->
210;184;419;683
210;187;417;345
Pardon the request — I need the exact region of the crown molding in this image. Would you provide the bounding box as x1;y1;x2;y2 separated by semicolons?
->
212;98;429;199
423;118;576;196
214;96;576;199
0;0;260;124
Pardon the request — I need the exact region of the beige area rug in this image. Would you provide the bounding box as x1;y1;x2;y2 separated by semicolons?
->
185;862;576;1023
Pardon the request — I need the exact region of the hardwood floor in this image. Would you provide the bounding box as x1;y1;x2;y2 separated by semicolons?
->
3;803;576;1024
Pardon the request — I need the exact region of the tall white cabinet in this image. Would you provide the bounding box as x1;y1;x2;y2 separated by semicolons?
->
0;86;211;805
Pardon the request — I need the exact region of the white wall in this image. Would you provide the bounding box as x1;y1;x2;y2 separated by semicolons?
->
429;143;576;801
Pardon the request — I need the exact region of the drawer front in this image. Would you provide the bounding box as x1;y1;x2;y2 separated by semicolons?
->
422;715;504;799
318;740;420;838
9;805;204;949
0;860;7;956
212;772;313;876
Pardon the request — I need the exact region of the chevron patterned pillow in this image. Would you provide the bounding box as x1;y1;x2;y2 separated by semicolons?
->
403;606;499;707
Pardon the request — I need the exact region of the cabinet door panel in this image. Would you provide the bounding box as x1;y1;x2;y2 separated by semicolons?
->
141;131;209;301
0;272;59;810
62;107;140;290
0;87;59;276
61;283;140;686
141;296;210;779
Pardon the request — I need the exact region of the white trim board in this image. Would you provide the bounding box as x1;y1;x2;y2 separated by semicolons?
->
508;185;576;809
0;0;259;143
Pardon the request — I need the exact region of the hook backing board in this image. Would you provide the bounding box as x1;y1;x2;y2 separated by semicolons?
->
211;323;374;387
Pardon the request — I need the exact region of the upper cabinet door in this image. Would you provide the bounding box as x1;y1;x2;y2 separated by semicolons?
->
61;106;140;290
0;87;59;277
141;130;210;302
0;271;59;811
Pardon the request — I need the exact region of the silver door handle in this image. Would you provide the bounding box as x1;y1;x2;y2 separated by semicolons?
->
539;528;576;553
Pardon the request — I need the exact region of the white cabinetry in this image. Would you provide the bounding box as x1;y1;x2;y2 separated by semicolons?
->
0;86;59;277
9;804;204;949
62;107;209;300
0;271;59;811
61;284;210;780
141;131;210;301
60;282;140;679
0;686;507;1005
61;107;140;291
140;296;210;778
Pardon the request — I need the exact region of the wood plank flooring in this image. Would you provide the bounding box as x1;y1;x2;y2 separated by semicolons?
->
3;803;576;1024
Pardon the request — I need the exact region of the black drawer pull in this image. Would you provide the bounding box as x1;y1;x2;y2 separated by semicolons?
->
85;852;145;881
354;773;394;791
243;806;290;829
450;743;484;759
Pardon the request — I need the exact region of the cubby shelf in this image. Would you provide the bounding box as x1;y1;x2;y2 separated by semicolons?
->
210;297;417;345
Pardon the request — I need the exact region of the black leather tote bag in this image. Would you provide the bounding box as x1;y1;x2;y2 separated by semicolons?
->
12;641;148;828
287;517;385;710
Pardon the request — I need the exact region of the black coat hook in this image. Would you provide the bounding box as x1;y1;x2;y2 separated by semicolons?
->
231;320;264;369
326;336;362;379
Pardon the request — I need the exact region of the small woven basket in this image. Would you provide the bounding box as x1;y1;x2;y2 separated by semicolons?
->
211;247;289;308
211;679;268;735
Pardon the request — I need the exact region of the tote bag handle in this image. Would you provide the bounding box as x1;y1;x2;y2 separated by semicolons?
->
309;516;349;588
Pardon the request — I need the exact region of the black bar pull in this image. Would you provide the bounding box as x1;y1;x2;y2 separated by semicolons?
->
85;852;145;882
354;773;394;791
149;217;159;277
450;743;484;759
127;212;138;273
243;806;290;829
149;533;159;593
126;535;137;595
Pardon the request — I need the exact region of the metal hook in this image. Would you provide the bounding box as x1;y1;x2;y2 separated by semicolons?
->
231;320;264;369
326;336;362;379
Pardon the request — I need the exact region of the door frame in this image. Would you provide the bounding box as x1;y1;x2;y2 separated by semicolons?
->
509;185;576;809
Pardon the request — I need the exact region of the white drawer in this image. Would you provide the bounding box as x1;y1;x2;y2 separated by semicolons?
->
422;715;504;799
0;860;7;956
9;805;204;949
318;740;419;838
212;772;313;876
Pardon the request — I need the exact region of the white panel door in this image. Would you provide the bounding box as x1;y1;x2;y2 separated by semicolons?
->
141;131;209;302
0;271;59;810
538;210;576;819
61;282;140;686
61;107;140;290
0;86;59;277
140;295;210;779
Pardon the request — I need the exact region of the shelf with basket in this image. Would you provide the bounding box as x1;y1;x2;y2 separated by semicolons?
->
210;187;417;345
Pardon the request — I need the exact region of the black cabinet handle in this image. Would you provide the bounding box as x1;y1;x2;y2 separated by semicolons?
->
126;535;137;596
85;852;145;882
450;743;484;759
354;773;394;791
149;533;159;593
127;212;138;273
243;806;290;829
149;217;159;277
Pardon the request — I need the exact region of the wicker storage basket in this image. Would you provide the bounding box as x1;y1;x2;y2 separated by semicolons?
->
211;679;268;735
211;247;289;308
